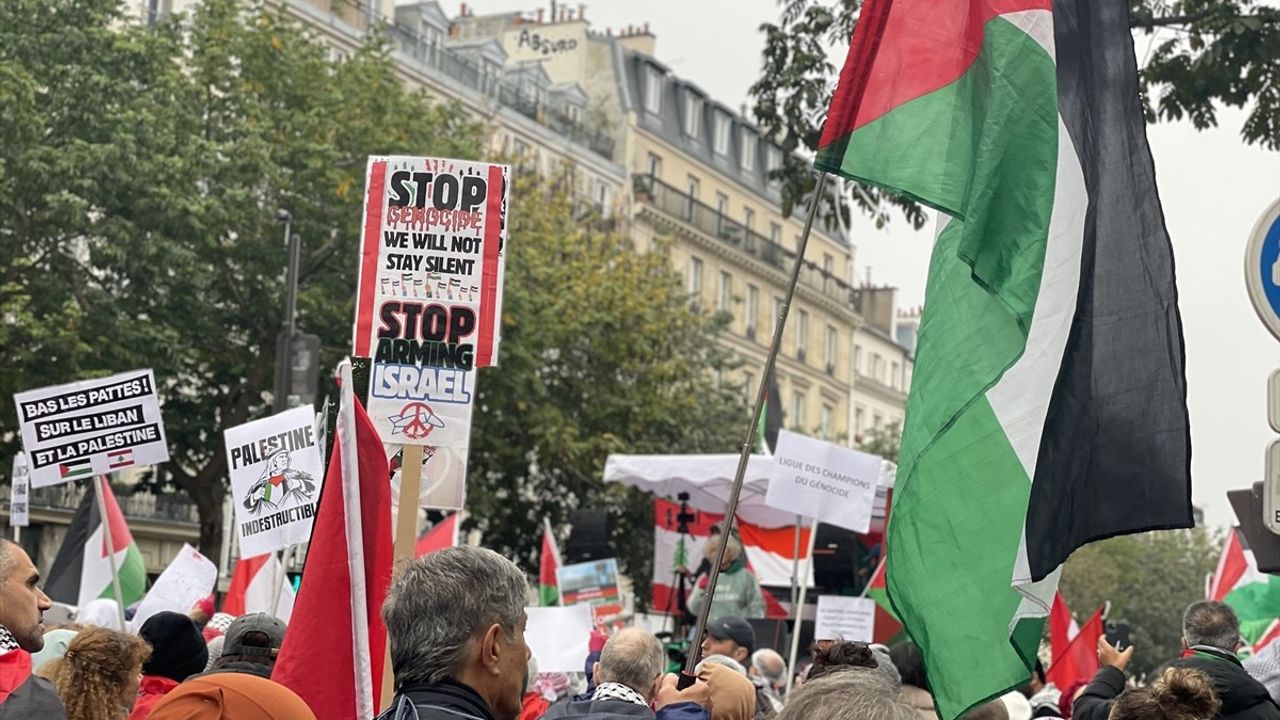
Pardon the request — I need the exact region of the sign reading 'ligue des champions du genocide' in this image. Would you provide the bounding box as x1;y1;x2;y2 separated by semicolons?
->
351;156;509;455
13;370;170;488
224;406;325;557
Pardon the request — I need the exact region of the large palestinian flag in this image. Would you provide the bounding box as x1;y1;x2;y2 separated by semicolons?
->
1208;527;1280;651
816;1;1192;717
45;477;147;609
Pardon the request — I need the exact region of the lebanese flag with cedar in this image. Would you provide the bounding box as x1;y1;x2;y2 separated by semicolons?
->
274;365;392;720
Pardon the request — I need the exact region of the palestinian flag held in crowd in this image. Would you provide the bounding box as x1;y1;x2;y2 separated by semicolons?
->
864;559;904;645
45;476;147;609
816;0;1192;716
1208;527;1280;651
540;517;562;606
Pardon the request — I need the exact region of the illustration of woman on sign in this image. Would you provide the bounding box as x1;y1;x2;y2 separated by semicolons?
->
243;448;317;514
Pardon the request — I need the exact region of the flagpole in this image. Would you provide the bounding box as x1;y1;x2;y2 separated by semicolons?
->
93;475;129;630
860;555;886;599
681;172;830;683
785;517;820;697
270;545;292;617
790;515;802;611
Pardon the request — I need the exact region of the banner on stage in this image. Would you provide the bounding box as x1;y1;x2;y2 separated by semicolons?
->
14;370;169;488
765;430;881;533
131;544;217;631
814;595;876;642
225;406;325;557
557;558;623;621
9;453;28;528
351;156;509;456
525;604;593;672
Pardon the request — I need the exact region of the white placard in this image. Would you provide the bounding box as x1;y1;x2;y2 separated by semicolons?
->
814;595;876;642
9;453;29;528
524;604;593;673
225;406;325;557
13;370;169;488
131;544;218;631
765;430;881;532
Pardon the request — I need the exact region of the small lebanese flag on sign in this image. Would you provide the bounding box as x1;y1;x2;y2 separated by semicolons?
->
59;458;92;479
107;449;133;470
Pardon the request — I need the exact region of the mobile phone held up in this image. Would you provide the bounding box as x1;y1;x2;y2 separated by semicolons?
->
1105;621;1132;651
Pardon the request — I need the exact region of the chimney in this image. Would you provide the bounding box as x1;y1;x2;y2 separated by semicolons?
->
605;26;612;36
566;8;574;20
459;2;467;17
643;21;650;34
578;3;586;20
536;7;544;22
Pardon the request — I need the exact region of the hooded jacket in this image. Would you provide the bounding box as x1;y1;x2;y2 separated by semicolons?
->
1171;647;1280;720
687;559;765;620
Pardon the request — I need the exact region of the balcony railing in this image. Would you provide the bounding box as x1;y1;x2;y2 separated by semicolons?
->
1;483;199;525
633;174;862;314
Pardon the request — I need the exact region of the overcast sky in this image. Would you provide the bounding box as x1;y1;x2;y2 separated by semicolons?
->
455;0;1280;527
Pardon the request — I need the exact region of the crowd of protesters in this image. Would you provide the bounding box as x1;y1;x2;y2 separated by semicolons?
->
0;536;1277;720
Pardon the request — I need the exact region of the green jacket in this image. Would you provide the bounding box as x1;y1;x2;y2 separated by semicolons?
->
687;561;766;620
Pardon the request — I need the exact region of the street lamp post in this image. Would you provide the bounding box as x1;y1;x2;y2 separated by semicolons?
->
274;210;300;413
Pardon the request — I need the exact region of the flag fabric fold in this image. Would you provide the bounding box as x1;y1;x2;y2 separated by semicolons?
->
274;365;392;720
817;0;1192;716
223;553;296;623
539;517;562;606
1045;606;1102;691
415;513;460;558
1049;592;1079;664
44;476;147;609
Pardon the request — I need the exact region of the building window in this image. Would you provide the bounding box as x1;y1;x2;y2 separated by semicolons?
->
854;407;865;435
643;65;662;114
792;391;806;429
713;114;731;156
796;309;809;358
646;152;662;177
740;131;757;171
820;404;833;440
891;362;900;389
823;254;834;291
826;325;837;370
715;192;729;217
854;345;862;374
718;271;732;312
871;353;883;382
747;285;759;337
743;207;755;231
688;256;703;298
765;146;782;182
769;222;781;245
683;94;703;137
873;412;883;429
743;372;754;403
686;174;700;201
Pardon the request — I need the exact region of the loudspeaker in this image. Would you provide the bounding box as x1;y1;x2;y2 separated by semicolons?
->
566;509;613;564
812;525;862;595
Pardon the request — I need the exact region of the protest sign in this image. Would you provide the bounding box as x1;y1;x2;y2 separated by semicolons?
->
557;558;624;621
525;604;593;672
351;156;509;459
13;370;169;488
225;406;325;557
9;453;28;528
131;544;218;631
765;430;881;533
814;595;876;642
389;444;467;510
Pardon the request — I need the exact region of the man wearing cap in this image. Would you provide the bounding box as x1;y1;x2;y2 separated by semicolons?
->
205;613;286;679
701;617;755;666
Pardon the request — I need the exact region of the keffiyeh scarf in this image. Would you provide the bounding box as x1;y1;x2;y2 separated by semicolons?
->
591;682;648;707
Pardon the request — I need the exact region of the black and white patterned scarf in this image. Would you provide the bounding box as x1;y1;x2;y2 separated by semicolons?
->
591;682;648;707
0;625;20;654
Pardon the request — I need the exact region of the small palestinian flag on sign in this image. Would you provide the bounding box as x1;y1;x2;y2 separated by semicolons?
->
59;458;92;480
107;449;133;470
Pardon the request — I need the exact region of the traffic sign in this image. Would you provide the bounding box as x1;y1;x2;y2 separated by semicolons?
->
1244;198;1280;340
1271;370;1280;434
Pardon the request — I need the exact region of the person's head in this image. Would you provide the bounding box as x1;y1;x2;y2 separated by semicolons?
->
701;616;755;664
38;626;150;720
964;698;1011;720
869;644;900;686
1182;601;1242;652
807;641;878;683
382;546;530;720
697;654;749;676
1108;667;1220;720
705;534;744;570
266;449;290;475
776;668;917;720
75;598;123;631
139;611;210;682
0;539;52;652
698;661;758;720
147;672;317;720
215;613;286;674
591;627;665;701
749;648;786;689
889;641;929;691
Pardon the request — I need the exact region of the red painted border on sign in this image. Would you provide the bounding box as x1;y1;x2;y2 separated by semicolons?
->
475;165;505;367
352;160;388;356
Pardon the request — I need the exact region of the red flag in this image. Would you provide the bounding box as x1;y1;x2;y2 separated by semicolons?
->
1208;528;1248;601
1046;607;1103;690
539;518;561;606
1253;619;1280;654
1050;592;1079;664
274;366;393;720
415;514;459;557
223;553;294;622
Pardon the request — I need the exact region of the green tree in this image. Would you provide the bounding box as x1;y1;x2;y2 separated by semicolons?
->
466;172;747;608
750;0;1279;228
0;0;482;557
860;423;901;462
1058;527;1222;678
